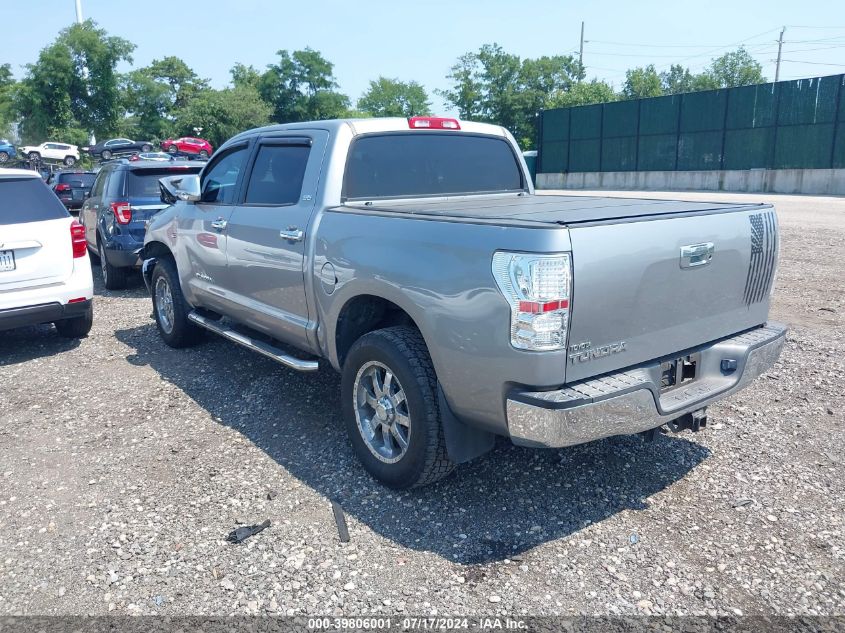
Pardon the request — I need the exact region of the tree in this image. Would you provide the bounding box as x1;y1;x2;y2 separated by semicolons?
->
172;85;271;148
231;63;262;91
623;65;663;99
258;48;350;123
121;57;207;140
660;64;695;95
705;47;765;88
357;77;431;117
15;20;134;143
549;79;617;108
440;44;581;148
0;64;17;138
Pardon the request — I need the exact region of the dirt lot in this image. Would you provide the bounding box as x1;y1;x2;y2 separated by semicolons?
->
1;191;843;617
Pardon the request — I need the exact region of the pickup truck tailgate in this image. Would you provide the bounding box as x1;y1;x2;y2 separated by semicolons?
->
565;205;778;382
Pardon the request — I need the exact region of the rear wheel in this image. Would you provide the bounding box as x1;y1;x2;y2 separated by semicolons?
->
141;144;152;152
98;240;127;290
341;326;454;488
101;150;112;161
64;155;76;166
54;304;93;338
199;150;209;159
0;151;8;164
150;257;203;348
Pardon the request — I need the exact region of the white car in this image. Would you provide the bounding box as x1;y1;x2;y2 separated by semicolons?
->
18;142;80;166
0;168;93;337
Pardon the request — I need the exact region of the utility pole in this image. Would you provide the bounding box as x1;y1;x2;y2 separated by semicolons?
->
775;26;786;82
75;0;83;23
579;21;585;80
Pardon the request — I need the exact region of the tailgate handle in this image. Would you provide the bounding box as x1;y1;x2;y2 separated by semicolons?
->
680;242;714;268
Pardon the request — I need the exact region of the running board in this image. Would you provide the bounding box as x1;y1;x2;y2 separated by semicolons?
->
187;311;319;372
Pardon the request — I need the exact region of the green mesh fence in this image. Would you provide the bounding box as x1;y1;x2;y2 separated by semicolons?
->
538;73;845;173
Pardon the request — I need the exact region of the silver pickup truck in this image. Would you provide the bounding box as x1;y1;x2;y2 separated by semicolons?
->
142;116;786;488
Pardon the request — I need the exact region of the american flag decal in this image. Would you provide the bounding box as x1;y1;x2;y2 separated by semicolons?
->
743;211;778;305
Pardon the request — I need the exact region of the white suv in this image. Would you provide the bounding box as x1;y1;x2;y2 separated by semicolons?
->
0;168;93;337
19;142;80;166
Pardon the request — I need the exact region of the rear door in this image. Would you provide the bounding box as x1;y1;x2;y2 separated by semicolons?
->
0;176;73;290
80;168;109;247
222;131;326;345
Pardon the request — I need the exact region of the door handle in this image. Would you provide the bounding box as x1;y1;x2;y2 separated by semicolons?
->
280;227;304;242
211;219;227;231
680;242;715;268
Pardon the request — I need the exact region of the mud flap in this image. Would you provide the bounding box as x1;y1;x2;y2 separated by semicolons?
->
438;385;495;464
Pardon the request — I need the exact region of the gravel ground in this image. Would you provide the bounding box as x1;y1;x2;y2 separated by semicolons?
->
0;191;843;617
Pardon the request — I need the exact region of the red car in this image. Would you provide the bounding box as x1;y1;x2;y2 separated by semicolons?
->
160;136;213;158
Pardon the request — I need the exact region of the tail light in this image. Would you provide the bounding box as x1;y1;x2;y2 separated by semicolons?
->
492;252;572;351
70;220;86;258
110;201;132;224
55;183;71;192
408;116;461;130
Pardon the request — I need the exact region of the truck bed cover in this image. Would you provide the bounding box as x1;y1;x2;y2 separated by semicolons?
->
335;195;770;226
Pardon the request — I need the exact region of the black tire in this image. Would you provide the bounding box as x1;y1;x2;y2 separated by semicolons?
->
141;144;152;152
167;145;178;154
98;240;127;290
54;303;93;338
150;256;203;348
101;150;112;161
64;156;76;166
341;326;454;489
28;151;40;161
199;150;209;159
0;151;8;164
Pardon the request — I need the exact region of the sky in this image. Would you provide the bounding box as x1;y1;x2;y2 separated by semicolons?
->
3;0;845;113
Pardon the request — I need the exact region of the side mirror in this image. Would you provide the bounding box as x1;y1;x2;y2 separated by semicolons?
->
84;191;91;199
159;174;201;204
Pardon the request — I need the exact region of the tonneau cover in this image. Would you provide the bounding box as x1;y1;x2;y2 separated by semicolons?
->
336;194;770;225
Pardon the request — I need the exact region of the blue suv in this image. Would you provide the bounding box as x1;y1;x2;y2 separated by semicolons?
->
79;160;202;289
0;139;16;164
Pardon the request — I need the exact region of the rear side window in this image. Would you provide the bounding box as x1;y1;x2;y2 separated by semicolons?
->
0;177;70;225
126;167;201;197
343;133;524;200
244;144;310;205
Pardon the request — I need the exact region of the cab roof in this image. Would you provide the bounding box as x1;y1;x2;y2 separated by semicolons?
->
0;167;41;179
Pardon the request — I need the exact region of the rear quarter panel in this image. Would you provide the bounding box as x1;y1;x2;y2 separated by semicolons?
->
313;209;572;433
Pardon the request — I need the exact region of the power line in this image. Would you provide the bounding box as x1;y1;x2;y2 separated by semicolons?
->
779;59;845;66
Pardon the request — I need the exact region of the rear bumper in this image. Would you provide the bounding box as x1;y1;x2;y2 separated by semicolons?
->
506;322;787;448
0;299;92;331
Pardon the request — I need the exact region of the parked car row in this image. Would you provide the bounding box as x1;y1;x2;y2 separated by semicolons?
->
1;136;214;167
84;136;213;161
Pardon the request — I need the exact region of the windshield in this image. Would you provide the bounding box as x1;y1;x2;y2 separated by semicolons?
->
343;133;525;200
126;167;201;197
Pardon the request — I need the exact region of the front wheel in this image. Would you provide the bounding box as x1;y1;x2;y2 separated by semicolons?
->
167;145;178;154
141;144;152;152
199;150;209;159
28;152;40;162
150;257;203;348
341;326;454;489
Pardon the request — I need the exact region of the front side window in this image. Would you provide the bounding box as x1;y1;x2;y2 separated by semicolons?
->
201;146;248;204
244;144;310;206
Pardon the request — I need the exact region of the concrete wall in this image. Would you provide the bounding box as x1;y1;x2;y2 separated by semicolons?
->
536;168;845;196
